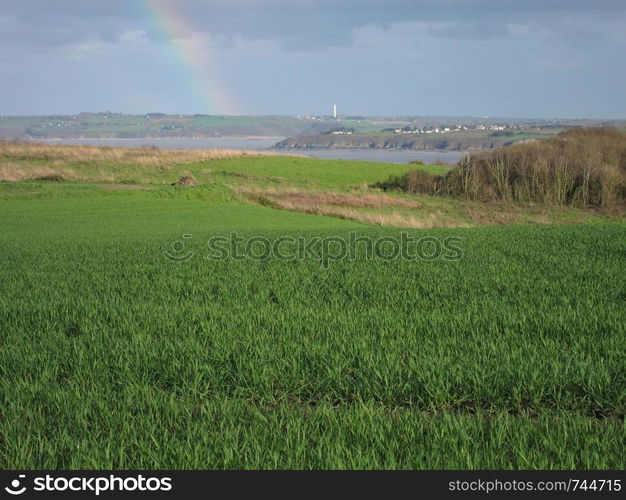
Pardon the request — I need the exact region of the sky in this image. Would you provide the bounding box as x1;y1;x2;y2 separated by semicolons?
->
1;0;625;118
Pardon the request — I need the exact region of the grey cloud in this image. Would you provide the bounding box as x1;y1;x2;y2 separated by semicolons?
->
430;21;511;40
2;0;626;52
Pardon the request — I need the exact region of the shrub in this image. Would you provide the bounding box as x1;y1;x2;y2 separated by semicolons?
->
371;169;441;194
32;174;65;182
441;128;626;208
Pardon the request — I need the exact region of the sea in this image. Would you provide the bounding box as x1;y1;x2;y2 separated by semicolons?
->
39;137;467;164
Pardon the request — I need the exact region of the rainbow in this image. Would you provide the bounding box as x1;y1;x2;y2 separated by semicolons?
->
139;0;237;115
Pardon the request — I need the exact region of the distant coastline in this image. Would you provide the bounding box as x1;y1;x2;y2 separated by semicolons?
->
272;133;522;151
38;135;284;142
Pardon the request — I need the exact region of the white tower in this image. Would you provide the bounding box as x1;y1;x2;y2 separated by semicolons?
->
333;104;337;119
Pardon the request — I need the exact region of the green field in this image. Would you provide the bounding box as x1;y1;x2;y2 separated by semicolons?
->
0;114;313;138
1;151;625;469
205;156;451;187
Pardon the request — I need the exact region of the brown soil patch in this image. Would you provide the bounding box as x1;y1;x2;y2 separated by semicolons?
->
172;176;197;186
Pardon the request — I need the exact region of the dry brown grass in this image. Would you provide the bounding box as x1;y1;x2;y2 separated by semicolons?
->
237;186;469;228
239;186;422;210
322;209;459;229
0;162;84;182
0;140;280;181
